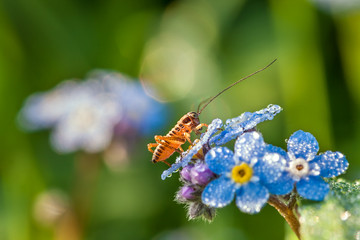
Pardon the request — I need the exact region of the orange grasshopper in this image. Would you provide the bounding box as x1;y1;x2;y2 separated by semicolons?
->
147;59;277;166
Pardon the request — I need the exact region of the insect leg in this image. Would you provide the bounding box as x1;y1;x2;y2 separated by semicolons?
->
184;132;192;145
152;154;172;166
147;143;159;153
154;135;186;153
155;135;185;143
160;142;183;154
162;160;171;167
195;123;208;131
155;135;186;146
194;123;208;135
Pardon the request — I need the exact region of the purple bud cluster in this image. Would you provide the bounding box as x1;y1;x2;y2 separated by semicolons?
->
190;163;216;185
175;162;217;221
178;163;215;200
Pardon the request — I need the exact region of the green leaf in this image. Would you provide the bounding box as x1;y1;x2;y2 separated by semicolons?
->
298;178;360;240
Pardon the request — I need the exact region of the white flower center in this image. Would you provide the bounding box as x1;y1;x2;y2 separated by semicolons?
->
288;157;310;180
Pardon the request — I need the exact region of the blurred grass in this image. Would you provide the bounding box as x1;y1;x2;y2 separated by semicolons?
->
0;0;359;239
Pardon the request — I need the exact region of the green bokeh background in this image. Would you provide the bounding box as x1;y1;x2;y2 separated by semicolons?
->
1;0;360;239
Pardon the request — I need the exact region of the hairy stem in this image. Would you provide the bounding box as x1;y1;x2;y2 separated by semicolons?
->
268;195;301;240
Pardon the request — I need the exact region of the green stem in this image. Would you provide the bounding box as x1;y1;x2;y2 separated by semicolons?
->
55;152;101;240
73;152;101;223
268;195;301;240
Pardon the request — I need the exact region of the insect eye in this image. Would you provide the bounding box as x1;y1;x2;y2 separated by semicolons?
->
183;117;191;123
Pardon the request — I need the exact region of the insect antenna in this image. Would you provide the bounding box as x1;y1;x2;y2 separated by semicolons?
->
197;97;212;113
197;59;277;114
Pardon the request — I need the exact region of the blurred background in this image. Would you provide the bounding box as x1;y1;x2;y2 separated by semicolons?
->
1;0;360;239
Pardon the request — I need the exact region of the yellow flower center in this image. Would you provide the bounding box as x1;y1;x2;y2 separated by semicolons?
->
231;163;253;184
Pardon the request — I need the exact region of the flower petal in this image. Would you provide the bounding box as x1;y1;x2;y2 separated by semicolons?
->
314;151;349;178
297;176;329;201
202;176;236;208
265;144;288;159
287;130;319;160
253;152;287;184
205;147;235;175
235;182;269;214
234;132;266;163
209;104;282;146
265;172;294;195
209;112;253;146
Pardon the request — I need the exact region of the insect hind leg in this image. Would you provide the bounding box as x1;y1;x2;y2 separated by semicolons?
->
147;143;159;153
154;135;186;153
162;160;171;167
152;157;171;167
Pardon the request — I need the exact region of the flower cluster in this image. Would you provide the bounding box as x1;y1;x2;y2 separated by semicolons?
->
164;105;349;222
19;70;168;154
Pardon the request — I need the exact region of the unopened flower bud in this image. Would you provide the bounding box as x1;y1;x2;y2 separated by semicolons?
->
180;164;193;182
190;163;215;185
179;186;197;200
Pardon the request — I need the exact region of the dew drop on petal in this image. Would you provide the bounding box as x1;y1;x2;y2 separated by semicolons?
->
253;132;260;139
318;151;349;178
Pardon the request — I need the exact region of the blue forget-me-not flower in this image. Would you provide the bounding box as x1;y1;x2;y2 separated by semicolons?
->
202;131;286;214
266;130;349;201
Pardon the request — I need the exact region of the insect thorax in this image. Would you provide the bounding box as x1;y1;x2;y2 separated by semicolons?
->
181;112;200;129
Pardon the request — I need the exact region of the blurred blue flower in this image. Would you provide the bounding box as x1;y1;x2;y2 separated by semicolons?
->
50;85;121;153
18;80;81;130
210;104;282;146
202;132;286;214
267;130;349;201
88;70;168;136
19;70;168;153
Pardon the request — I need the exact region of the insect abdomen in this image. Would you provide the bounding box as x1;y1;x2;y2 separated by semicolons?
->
152;145;174;163
167;125;183;137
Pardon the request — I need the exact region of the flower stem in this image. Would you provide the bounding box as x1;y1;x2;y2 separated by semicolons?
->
268;195;301;240
55;152;101;240
73;152;101;223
